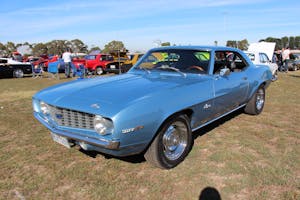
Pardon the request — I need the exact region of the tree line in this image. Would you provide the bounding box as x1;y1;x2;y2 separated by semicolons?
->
226;36;300;51
1;36;299;57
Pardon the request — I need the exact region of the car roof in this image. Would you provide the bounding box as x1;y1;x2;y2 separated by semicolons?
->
150;45;240;52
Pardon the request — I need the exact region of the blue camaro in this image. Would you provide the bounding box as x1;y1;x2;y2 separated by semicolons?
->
32;46;272;169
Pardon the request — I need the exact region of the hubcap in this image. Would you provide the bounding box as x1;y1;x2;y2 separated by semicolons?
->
162;121;187;161
256;88;265;111
96;68;103;75
14;69;24;78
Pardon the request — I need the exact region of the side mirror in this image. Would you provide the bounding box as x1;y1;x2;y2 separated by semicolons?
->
220;68;230;76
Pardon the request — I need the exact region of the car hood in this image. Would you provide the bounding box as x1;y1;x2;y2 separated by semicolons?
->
248;42;276;61
34;72;207;117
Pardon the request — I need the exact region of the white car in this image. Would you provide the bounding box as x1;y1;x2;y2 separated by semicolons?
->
244;51;278;81
0;58;32;78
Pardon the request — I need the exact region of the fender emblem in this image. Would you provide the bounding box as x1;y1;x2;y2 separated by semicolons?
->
203;103;211;109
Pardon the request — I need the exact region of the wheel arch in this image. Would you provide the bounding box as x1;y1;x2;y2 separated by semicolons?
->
142;108;194;153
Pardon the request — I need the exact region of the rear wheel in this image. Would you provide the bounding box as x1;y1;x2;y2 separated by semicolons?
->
244;86;265;115
144;114;193;169
13;69;24;78
292;64;298;71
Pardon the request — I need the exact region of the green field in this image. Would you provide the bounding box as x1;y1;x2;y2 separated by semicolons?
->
0;72;299;200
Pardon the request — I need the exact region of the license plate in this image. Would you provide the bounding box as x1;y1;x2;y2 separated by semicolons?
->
110;65;115;69
51;132;71;148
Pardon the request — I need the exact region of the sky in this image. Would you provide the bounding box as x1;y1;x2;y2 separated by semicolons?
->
1;0;300;52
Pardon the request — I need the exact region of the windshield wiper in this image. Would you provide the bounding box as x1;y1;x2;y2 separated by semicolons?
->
157;65;186;77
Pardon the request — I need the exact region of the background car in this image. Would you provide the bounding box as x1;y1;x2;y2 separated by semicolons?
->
0;58;32;78
244;51;278;81
33;46;272;169
286;52;300;71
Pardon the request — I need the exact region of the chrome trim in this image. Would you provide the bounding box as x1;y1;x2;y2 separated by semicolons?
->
192;104;246;132
48;105;95;130
34;112;120;150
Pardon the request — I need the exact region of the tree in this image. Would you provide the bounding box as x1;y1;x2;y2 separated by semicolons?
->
161;42;171;46
0;42;6;56
5;41;16;55
281;36;289;48
70;39;88;53
226;40;238;48
259;36;300;49
237;39;249;50
295;36;300;49
289;36;295;49
89;46;101;54
102;40;125;53
46;40;69;55
32;43;48;56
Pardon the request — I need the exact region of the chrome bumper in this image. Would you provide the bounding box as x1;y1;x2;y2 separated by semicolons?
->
34;112;120;150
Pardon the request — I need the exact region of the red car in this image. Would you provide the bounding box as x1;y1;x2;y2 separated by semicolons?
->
27;56;47;68
43;55;59;71
85;54;118;75
72;57;86;69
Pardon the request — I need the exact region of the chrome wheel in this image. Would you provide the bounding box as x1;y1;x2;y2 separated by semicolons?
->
162;121;188;161
256;88;265;111
13;69;24;78
96;67;103;75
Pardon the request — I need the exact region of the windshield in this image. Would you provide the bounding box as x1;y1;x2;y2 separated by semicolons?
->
134;49;210;74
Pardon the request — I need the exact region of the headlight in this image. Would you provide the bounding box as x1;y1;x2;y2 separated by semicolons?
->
93;115;114;135
40;101;50;115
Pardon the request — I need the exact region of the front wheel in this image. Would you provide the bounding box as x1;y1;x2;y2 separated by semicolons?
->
271;70;278;82
144;114;193;169
244;86;265;115
13;69;24;78
95;67;103;75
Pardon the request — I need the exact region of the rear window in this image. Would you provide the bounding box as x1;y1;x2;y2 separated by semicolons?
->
85;55;96;60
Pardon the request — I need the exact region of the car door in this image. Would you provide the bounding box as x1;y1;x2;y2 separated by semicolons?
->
212;51;249;117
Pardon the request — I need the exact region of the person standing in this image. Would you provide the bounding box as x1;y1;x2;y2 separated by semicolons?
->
282;47;290;72
62;48;73;78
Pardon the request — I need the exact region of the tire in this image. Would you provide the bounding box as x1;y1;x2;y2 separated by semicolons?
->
95;67;103;75
144;114;193;169
292;64;297;71
13;69;24;78
244;86;265;115
271;70;278;82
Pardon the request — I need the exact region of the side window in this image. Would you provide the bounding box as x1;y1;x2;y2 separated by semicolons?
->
259;53;269;63
0;59;8;64
247;53;255;61
214;51;248;74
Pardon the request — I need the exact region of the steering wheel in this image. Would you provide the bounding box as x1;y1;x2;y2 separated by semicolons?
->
187;65;204;71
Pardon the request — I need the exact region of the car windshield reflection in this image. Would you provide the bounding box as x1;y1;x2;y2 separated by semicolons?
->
135;49;210;74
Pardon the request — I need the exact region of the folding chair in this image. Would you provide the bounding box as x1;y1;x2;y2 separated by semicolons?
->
48;62;59;79
32;64;43;78
75;64;86;79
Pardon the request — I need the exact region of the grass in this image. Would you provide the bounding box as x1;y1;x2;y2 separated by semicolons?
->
0;72;299;200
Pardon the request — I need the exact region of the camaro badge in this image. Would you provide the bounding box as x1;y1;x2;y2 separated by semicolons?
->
55;114;63;119
90;103;100;109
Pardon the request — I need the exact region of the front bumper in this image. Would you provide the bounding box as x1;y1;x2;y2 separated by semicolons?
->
34;112;120;150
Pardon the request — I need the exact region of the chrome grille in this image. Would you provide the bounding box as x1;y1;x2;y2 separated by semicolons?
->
49;105;95;130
